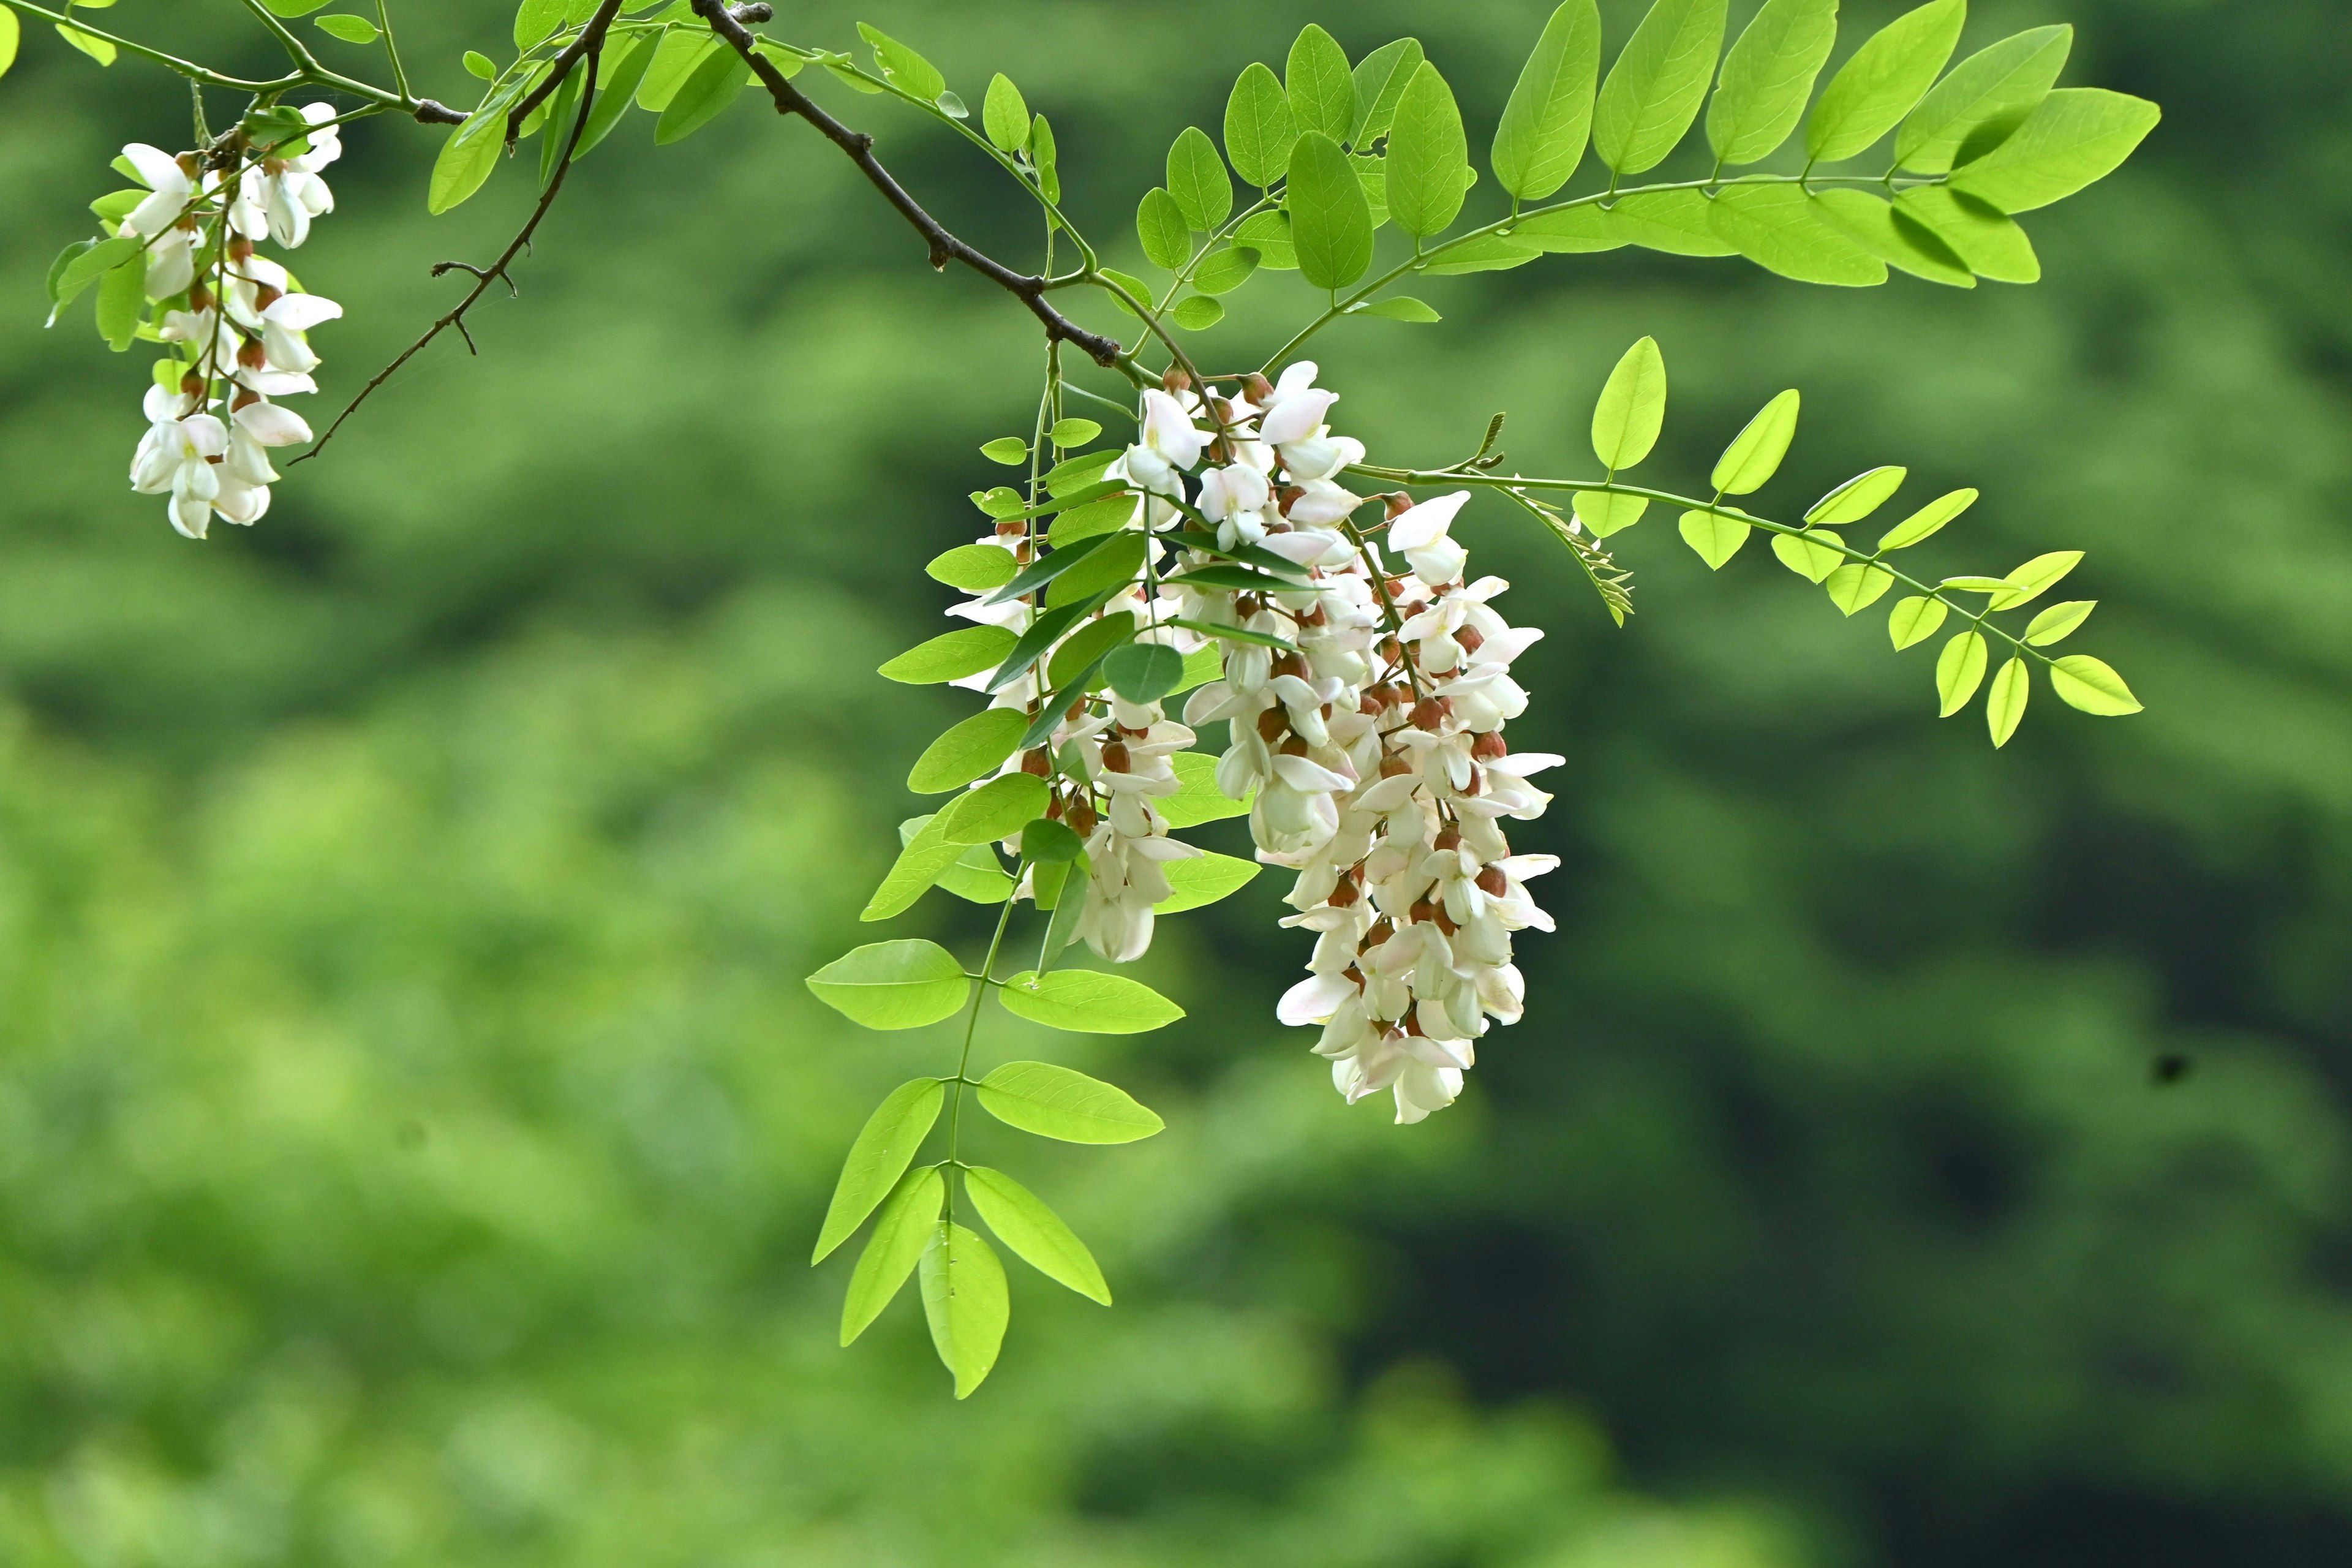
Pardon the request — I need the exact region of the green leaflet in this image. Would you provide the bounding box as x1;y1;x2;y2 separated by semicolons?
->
1046;495;1136;546
1176;644;1224;693
1166;126;1232;230
899;815;1015;906
1679;508;1751;568
1385;61;1469;238
920;1222;1008;1399
1593;0;1730;176
1193;243;1261;294
1233;210;1297;270
0;8;18;81
2025;600;2095;646
1825;563;1896;616
976;1060;1167;1142
963;1167;1111;1305
514;0;564;48
1492;0;1602;202
655;46;751;145
1101;265;1156;317
1772;529;1846;583
578;33;661;158
1596;187;1738;256
925;543;1018;592
1351;38;1425;147
1159;752;1253;827
1417;235;1539;276
1352;296;1442;322
812;1079;945;1262
1286;23;1357;144
461;51;497;81
1104;643;1186;703
1137;187;1191;271
1988;549;2082;610
1156;851;1261;914
1809;187;1975;287
428;113;502;215
1573;491;1648;538
1049;419;1102;450
1022;818;1084;865
1709;183;1887;286
1591;336;1668;471
839;1166;943;1345
1947;88;2162;214
1046;612;1137;690
1224;61;1297;187
1806;0;1967;164
980;437;1028;466
1877;488;1977;549
537;69;584;186
636;29;720;113
1047;533;1145;609
1896;24;2071;176
856;21;945;102
1031;114;1060;203
1896;187;2040;282
1936;629;1988;716
908;709;1028;794
1887;594;1948;649
1986;656;2030;747
937;774;1049;846
92;246;144;351
1046;448;1123;498
1807;466;1907;525
983;73;1029;152
1288;131;1374;290
805;939;970;1030
317;13;382;44
55;20;117;65
1711;389;1800;495
2049;654;2142;715
1510;205;1622;254
1706;0;1839;167
997;970;1185;1034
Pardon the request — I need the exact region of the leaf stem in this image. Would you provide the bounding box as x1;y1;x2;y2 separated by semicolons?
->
943;870;1025;1232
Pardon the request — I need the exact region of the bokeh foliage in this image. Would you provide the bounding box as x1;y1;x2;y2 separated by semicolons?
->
0;0;2346;1563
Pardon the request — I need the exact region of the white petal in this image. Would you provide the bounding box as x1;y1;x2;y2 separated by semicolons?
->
120;143;187;195
1278;971;1356;1027
1260;390;1338;446
1387;491;1470;551
234;401;313;446
264;293;343;330
1271;753;1352;793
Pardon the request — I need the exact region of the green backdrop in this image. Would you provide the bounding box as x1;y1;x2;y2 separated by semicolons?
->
0;1;2344;1563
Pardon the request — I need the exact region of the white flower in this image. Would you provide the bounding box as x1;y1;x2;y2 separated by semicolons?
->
258;290;342;374
129;384;228;539
1387;491;1471;584
225;397;312;488
1119;389;1210;499
1257;361;1339;445
144;225;197;301
118;144;194;239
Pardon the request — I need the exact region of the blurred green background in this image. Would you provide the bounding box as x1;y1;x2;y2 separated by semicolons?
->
1;0;2346;1562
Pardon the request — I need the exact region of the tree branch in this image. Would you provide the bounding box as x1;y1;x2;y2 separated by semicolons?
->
294;46;606;466
505;0;628;143
686;0;1127;371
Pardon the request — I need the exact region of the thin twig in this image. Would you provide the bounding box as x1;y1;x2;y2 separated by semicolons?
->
687;0;1126;370
505;0;628;143
295;45;605;465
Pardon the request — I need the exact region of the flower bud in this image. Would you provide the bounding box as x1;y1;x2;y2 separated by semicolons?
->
1472;730;1509;760
1242;372;1273;404
1433;826;1461;853
1257;707;1289;742
1477;866;1509;897
1409;697;1446;731
1365;918;1395;948
1271;651;1308;681
1328;878;1360;908
1020;747;1052;777
227;236;254;262
1161;367;1192;394
1067;799;1098;835
1384;492;1415;519
1455;625;1484;655
1100;739;1131;773
237;337;266;369
1278;736;1309;757
1378;753;1411;778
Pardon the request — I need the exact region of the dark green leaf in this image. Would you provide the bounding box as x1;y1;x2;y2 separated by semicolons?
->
1706;0;1839;167
1593;0;1729;176
988;593;1117;692
1493;0;1602;202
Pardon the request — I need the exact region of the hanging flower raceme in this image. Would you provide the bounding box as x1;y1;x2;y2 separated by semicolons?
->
107;106;344;539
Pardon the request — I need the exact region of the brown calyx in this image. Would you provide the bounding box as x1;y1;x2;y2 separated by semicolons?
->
1242;372;1274;404
1100;740;1131;773
1409;697;1447;731
1384;492;1415;519
1278;736;1309;757
1477;866;1509;897
1455;625;1484;655
1066;799;1099;835
1256;707;1289;742
1433;826;1461;853
1472;731;1509;760
1020;747;1052;777
1379;754;1412;778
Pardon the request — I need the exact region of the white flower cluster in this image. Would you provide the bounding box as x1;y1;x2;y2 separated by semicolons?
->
927;363;1559;1122
119;104;344;539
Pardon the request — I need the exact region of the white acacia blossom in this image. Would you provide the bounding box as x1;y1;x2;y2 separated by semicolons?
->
931;365;1559;1124
114;107;342;539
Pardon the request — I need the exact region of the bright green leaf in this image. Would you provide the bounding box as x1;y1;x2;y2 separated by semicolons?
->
428;114;502;214
1156;851;1261;914
937;774;1049;846
806;939;969;1031
908;709;1028;794
964;1166;1110;1304
1593;0;1729;176
1160;752;1253;828
839;1166;943;1344
1679;508;1751;568
864;815;970;921
1022;817;1084;864
1772;529;1847;583
997;971;1185;1035
983;73;1029;152
1947;88;2161;214
1386;61;1470;238
1877;488;1977;549
1591;336;1667;471
979;437;1028;466
92;244;143;350
1986;655;2029;746
1937;628;1988;715
1288;130;1375;289
1044;612;1136;690
1573;490;1649;538
1166;125;1232;230
0;7;19;80
1711;389;1800;494
462;48;496;80
51;235;137;311
976;1060;1167;1141
2049;654;2141;715
1896;186;2040;281
856;21;945;102
812;1079;945;1262
1825;562;1896;616
1224;61;1297;187
1416;235;1539;275
1706;0;1839;167
1709;181;1888;285
1137;186;1191;271
55;21;116;65
1231;211;1296;270
1354;296;1442;322
1285;23;1357;143
636;29;718;112
925;543;1019;592
1103;643;1186;703
1170;296;1224;331
1029;113;1060;202
1988;549;2082;610
1049;496;1134;546
1806;0;1967;164
1887;594;1948;649
1807;466;1906;525
575;31;658;157
655;44;750;144
1594;187;1738;255
2025;599;2094;646
1351;37;1425;146
1896;24;2071;175
1810;187;1975;286
1196;238;1262;295
919;1221;1007;1398
1493;0;1602;201
513;0;564;48
1049;418;1102;450
315;13;381;43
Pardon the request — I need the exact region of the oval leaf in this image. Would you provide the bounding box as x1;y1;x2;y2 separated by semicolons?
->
1807;465;1907;525
1385;61;1469;238
982;73;1029;152
1103;642;1186;704
1877;488;1977;550
2025;600;2095;646
812;1079;944;1262
1287;130;1375;289
1593;0;1730;176
1936;629;1989;716
1711;389;1800;495
879;627;1018;685
937;774;1049;846
976;1060;1167;1142
1493;0;1602;201
1709;181;1888;285
1678;508;1751;568
1706;0;1839;167
840;1167;943;1345
1137;186;1191;271
1887;594;1948;649
1156;851;1261;914
1947;88;2161;215
964;1166;1111;1304
1986;655;2030;747
1224;61;1297;187
428;114;502;214
1591;336;1667;472
908;709;1028;794
1166;125;1232;230
806;939;970;1030
655;45;750;145
1806;0;1967;164
997;970;1185;1035
919;1222;1007;1399
1896;24;2071;176
2049;654;2142;715
1285;23;1358;143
